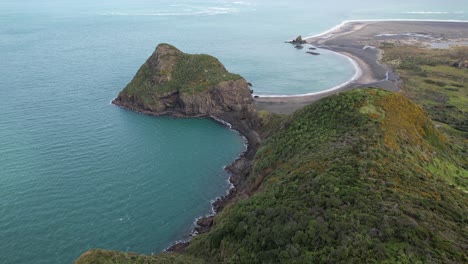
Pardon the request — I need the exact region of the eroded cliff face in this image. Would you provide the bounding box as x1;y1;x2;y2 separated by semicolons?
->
112;44;260;141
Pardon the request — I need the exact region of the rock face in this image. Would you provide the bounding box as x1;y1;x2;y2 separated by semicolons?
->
113;43;261;145
287;35;307;44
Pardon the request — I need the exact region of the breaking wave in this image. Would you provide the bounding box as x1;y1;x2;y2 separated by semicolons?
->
101;7;240;17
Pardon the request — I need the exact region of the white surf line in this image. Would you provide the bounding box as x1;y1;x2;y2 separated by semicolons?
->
305;19;468;40
253;49;362;98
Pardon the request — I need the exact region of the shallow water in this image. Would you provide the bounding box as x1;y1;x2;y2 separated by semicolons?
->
0;0;467;263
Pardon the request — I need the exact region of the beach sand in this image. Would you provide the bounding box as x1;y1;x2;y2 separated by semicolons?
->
255;20;468;114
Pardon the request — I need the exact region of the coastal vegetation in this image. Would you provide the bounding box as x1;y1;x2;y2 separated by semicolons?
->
77;88;467;263
119;44;242;108
381;46;467;140
76;42;467;263
75;250;205;264
381;46;467;187
185;89;467;263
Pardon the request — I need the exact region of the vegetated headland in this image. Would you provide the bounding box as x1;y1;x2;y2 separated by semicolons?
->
75;20;467;263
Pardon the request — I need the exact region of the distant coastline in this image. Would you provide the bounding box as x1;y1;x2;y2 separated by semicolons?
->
254;20;468;114
305;19;468;40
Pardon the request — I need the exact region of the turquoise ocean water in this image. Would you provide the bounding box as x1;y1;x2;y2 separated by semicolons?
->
0;0;467;263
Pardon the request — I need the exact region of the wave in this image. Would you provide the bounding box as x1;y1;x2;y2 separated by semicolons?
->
402;11;465;14
101;7;239;17
231;1;253;5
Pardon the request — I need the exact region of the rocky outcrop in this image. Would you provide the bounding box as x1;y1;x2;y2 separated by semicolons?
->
287;35;307;44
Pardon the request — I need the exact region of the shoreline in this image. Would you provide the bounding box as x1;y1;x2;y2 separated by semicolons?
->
259;19;468;99
111;101;260;253
254;19;468;114
163;115;249;251
253;48;362;98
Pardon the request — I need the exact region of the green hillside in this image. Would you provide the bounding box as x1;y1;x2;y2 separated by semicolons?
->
119;44;242;107
185;89;467;263
77;89;467;263
75;250;206;264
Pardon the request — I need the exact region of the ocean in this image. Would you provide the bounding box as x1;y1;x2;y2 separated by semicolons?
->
0;0;467;263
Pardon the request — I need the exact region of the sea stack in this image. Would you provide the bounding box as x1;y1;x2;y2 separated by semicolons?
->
288;35;307;44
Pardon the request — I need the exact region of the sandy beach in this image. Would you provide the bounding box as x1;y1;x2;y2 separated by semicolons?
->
254;20;468;114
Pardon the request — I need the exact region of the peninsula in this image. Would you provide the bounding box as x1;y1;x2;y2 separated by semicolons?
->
76;21;467;263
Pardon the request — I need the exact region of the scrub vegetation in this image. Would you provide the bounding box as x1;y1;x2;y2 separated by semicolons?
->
381;46;467;141
121;44;242;107
186;89;467;263
76;47;467;264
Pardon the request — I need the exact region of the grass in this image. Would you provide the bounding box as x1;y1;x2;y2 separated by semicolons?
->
382;46;467;183
257;110;288;138
381;46;467;139
120;44;242;108
74;250;206;264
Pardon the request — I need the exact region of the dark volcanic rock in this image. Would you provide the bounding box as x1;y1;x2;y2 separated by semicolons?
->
166;242;190;253
194;216;214;234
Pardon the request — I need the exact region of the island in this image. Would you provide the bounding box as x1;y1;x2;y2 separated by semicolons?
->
75;21;467;263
